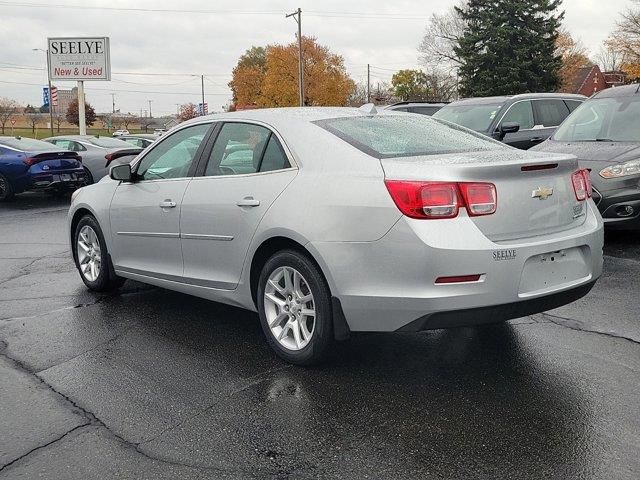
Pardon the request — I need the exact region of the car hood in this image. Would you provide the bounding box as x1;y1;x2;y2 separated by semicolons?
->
532;140;640;164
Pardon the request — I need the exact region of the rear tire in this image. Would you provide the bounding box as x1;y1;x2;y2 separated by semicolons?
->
82;167;94;186
74;215;126;292
257;250;333;366
0;173;15;202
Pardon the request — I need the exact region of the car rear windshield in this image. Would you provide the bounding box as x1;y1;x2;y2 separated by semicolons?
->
0;137;63;151
314;114;505;159
432;103;504;132
553;96;640;142
87;137;133;148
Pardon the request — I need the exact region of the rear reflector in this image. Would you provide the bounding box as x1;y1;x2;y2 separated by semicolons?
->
385;180;496;219
521;163;558;171
435;274;482;284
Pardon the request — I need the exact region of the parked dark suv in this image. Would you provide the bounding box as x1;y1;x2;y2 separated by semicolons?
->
532;84;640;230
432;93;586;149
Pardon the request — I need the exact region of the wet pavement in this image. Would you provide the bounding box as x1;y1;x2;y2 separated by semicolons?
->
1;193;639;479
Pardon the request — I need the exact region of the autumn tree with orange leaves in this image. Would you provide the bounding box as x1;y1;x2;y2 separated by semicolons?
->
229;37;355;108
556;29;592;92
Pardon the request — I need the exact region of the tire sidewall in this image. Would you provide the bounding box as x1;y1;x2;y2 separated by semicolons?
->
74;215;111;291
0;173;14;201
257;250;333;365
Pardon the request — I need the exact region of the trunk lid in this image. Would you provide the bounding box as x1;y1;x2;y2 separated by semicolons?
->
25;150;82;171
381;149;587;242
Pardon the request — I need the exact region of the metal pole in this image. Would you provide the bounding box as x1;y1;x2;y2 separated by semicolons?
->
148;100;152;118
287;8;304;106
367;64;371;103
111;93;116;113
77;81;86;135
201;75;205;115
46;50;54;136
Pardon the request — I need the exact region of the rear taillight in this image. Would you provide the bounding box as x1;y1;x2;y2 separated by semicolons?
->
23;157;36;167
571;169;591;201
384;180;496;219
458;182;497;216
105;153;115;168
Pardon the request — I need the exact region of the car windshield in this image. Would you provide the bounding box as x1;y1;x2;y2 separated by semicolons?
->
87;137;132;148
315;114;506;159
0;137;64;151
553;96;640;142
432;103;504;132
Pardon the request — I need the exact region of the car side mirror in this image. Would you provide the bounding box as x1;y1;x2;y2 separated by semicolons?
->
498;122;520;140
110;163;133;182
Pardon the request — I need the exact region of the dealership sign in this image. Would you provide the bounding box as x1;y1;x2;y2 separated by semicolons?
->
47;37;111;81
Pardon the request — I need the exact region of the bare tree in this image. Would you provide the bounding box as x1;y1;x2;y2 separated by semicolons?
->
26;113;45;134
0;97;19;134
596;42;627;71
418;3;466;70
53;112;64;132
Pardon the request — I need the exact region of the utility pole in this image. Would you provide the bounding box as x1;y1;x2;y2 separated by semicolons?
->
175;103;180;116
286;8;304;107
32;48;54;136
367;64;371;103
148;100;152;118
201;75;205;115
111;93;116;113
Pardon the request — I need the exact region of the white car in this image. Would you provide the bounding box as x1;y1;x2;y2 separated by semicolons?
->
112;129;130;137
68;107;604;365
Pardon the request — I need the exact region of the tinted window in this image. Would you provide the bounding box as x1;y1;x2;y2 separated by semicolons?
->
533;99;570;127
259;136;290;172
0;137;63;151
565;100;582;113
87;137;133;148
136;123;210;180
409;106;440;116
205;123;271;176
433;103;504;132
554;96;640;142
501;101;534;129
316;115;506;159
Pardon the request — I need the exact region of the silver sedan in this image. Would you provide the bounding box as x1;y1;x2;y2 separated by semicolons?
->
44;135;143;184
68;107;604;365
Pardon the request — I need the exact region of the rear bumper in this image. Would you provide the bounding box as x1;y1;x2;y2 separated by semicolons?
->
28;171;86;191
311;201;604;332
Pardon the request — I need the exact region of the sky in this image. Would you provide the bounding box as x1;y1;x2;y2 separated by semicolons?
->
0;0;633;116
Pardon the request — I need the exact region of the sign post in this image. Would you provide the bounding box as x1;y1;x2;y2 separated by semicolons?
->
47;37;111;135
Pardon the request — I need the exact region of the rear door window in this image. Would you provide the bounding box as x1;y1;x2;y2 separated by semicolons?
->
564;100;583;113
533;99;570;127
500;101;534;130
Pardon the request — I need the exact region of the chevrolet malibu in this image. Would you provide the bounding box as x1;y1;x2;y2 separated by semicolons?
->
68;107;604;365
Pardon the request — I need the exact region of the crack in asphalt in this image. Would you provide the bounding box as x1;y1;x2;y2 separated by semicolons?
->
0;345;258;476
539;312;640;346
0;251;70;287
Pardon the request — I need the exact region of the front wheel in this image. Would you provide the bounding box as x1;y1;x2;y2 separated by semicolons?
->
74;215;126;292
257;250;333;366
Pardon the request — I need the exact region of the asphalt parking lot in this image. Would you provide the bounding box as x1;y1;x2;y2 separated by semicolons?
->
1;193;639;480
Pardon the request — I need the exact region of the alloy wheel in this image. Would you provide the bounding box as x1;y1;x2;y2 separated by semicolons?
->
264;266;316;351
77;225;102;282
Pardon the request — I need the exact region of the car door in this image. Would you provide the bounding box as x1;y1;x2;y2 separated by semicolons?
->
109;122;213;281
532;99;571;144
180;122;297;289
496;100;537;149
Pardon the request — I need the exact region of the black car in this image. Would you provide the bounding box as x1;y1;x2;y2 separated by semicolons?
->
532;84;640;230
432;93;586;149
384;101;448;116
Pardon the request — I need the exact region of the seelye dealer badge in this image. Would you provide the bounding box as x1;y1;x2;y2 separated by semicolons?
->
493;249;517;261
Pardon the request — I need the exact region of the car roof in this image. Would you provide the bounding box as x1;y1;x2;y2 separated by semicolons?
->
121;134;156;139
44;135;112;140
449;92;586;106
181;106;408;129
592;83;640;99
385;101;448;108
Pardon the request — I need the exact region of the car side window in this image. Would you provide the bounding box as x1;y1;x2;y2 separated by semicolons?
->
136;123;210;181
205;123;288;176
500;101;534;130
533;99;570;127
565;100;582;113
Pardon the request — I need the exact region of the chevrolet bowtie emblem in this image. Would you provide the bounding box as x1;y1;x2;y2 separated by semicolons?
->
532;186;554;200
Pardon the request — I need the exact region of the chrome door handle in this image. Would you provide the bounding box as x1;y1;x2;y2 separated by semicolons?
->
159;200;177;208
236;197;260;207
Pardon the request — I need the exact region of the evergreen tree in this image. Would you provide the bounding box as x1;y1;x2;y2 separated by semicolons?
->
455;0;564;96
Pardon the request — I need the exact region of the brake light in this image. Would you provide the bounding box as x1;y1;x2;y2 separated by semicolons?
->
384;180;496;219
105;153;115;168
571;169;591;201
23;157;36;167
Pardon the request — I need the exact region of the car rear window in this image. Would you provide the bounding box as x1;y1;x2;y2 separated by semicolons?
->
0;137;63;151
87;137;133;148
314;114;505;159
